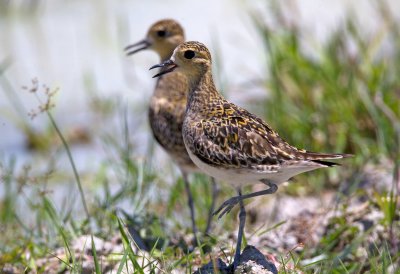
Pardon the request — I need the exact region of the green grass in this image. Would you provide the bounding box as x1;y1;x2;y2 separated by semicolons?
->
1;1;399;273
251;1;400;193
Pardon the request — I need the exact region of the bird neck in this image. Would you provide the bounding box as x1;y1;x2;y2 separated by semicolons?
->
186;70;220;114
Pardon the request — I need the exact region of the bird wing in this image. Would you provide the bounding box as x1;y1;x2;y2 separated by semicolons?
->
185;103;348;170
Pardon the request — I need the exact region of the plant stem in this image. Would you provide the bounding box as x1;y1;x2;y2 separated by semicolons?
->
46;111;90;221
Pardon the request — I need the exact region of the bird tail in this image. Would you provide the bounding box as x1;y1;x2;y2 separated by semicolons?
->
311;159;340;167
300;151;353;167
304;151;353;159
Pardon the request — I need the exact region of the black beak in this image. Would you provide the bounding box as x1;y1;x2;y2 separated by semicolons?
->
124;39;151;55
149;60;178;78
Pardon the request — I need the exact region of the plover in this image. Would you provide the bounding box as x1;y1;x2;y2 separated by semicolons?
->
125;20;219;239
150;41;351;269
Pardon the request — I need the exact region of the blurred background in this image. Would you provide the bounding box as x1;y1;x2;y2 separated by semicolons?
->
1;0;399;272
2;0;399;165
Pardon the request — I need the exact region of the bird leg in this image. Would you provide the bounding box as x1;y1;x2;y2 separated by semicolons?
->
213;181;278;219
204;177;219;235
182;172;199;244
233;188;246;270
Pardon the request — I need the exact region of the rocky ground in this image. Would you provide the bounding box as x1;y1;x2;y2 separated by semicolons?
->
1;163;398;273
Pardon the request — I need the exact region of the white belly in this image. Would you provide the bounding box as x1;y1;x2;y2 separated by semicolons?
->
185;147;274;188
184;143;324;188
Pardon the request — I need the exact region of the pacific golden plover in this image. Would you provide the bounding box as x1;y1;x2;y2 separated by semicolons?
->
150;41;351;269
125;20;218;239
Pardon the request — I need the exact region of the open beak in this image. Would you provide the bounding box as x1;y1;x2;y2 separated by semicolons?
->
124;39;151;55
149;60;178;78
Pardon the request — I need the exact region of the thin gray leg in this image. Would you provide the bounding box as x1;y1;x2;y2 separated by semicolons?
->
233;188;246;270
204;177;219;235
214;181;278;219
182;172;199;243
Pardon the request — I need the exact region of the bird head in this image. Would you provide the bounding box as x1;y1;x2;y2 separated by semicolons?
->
125;19;185;60
150;41;212;80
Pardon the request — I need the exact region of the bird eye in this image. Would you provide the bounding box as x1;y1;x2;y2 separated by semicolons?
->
157;30;166;37
184;50;195;59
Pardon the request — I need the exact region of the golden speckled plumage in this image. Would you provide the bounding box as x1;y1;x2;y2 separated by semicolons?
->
126;19;198;173
149;70;197;172
151;41;351;268
126;22;222;238
155;41;351;187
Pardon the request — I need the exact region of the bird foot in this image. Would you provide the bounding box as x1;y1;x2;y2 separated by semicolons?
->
213;196;242;219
